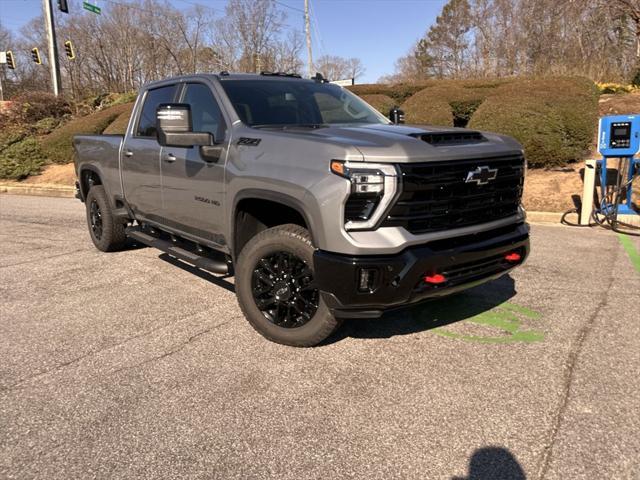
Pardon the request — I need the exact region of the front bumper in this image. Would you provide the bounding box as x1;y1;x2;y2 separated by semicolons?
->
313;222;530;318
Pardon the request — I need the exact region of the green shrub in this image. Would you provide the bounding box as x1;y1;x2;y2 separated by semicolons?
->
469;77;598;167
0;137;47;180
402;92;452;126
401;83;492;126
450;99;483;127
349;84;395;97
349;83;428;104
469;96;567;167
34;117;62;135
40;103;131;164
0;91;71;128
359;94;397;115
471;77;598;166
0;127;28;152
102;103;134;135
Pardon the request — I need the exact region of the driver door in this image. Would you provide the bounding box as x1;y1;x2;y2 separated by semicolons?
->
159;82;228;246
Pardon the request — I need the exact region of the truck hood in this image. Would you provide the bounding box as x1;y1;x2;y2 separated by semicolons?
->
258;123;523;163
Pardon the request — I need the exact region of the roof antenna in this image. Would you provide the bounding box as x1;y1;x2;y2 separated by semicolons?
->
313;72;328;83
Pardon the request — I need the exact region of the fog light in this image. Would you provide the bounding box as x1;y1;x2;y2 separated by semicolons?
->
358;268;377;292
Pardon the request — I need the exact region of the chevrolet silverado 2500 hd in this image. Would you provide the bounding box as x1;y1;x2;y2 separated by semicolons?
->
74;73;530;347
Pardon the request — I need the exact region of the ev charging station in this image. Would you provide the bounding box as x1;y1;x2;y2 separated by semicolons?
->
579;115;640;233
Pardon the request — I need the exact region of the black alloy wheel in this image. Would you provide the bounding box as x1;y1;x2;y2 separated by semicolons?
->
89;199;103;240
251;251;319;328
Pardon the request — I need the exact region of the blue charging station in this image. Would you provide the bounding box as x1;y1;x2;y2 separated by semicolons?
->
597;115;640;216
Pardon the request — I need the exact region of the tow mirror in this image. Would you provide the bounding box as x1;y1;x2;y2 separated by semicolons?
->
389;106;405;125
156;103;213;148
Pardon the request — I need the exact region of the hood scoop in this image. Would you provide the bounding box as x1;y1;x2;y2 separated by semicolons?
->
410;130;487;146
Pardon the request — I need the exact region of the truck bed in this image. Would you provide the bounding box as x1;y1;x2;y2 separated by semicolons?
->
73;134;124;200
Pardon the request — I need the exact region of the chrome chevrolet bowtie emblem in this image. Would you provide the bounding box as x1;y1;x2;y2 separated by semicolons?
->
465;166;498;185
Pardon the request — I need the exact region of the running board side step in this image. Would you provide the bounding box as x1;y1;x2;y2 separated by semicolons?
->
126;227;230;275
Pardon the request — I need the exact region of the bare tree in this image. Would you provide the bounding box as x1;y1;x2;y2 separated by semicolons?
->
314;54;365;81
214;0;287;73
2;0;365;98
391;0;638;82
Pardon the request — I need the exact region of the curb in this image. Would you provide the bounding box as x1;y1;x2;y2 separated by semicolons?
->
0;183;75;198
0;185;598;226
527;211;563;224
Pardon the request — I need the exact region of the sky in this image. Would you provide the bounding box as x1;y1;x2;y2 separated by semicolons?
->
0;0;447;83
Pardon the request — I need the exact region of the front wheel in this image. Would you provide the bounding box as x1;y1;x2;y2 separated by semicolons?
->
235;224;342;347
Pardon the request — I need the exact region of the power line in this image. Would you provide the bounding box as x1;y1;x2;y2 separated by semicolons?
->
308;0;325;56
273;0;305;14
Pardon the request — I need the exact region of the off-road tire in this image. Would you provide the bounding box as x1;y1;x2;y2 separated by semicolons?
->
85;185;127;252
235;224;342;347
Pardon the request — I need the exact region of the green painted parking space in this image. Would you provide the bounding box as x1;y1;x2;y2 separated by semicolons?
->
432;301;544;344
618;234;640;274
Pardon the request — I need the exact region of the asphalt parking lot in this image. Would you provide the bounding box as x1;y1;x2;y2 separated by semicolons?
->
1;194;639;480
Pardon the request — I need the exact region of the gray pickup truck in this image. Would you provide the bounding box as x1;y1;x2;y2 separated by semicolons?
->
74;72;529;347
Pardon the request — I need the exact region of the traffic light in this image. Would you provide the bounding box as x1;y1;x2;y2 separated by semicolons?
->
31;47;42;65
58;0;69;13
6;50;16;69
64;40;75;60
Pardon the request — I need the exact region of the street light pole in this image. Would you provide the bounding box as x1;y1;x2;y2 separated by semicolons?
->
42;0;61;96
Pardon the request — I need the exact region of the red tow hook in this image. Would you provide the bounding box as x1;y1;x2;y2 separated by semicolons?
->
424;274;447;285
504;252;522;263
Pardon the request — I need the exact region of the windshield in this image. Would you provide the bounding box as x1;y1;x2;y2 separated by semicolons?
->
220;79;390;127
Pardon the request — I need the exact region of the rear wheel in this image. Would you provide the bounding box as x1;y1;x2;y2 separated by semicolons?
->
235;224;341;347
85;185;127;252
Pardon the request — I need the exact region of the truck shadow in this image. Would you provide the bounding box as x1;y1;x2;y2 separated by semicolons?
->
155;252;517;345
327;275;517;344
452;446;526;480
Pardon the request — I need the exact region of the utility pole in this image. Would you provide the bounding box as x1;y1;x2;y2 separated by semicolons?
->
304;0;312;78
43;0;61;96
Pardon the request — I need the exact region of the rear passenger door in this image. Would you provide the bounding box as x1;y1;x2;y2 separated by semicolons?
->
122;84;177;222
159;82;228;246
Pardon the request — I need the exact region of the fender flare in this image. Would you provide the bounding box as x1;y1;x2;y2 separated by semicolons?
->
231;189;320;255
78;165;114;208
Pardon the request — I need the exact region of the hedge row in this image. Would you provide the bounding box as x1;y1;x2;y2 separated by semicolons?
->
40;103;132;164
0;101;134;180
358;94;397;116
469;78;598;167
351;77;599;168
102;103;134;135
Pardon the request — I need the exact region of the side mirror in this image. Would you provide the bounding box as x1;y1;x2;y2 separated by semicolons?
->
389;107;405;125
156;103;213;148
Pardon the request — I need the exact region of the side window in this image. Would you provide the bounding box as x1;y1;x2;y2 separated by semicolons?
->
182;83;225;140
136;85;177;137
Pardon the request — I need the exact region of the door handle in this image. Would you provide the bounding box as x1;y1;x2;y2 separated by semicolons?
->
164;153;177;163
124;150;133;157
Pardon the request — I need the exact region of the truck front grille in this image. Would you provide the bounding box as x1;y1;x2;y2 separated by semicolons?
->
383;155;524;235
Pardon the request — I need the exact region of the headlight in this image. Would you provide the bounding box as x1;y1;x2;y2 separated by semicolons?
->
330;160;399;230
